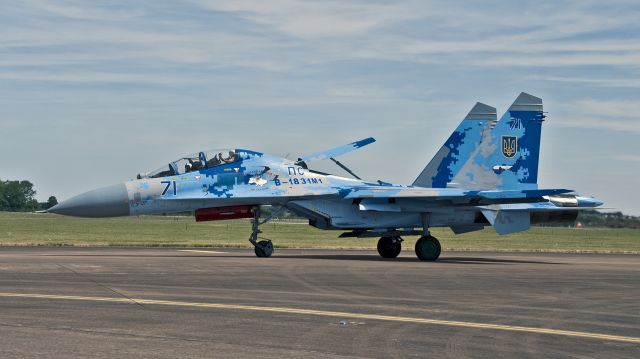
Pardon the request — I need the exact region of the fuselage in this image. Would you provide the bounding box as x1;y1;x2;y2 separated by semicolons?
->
48;148;602;233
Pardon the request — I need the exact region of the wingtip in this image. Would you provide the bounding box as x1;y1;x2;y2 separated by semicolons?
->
355;137;376;147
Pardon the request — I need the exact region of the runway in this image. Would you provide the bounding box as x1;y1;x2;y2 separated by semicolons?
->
0;248;638;358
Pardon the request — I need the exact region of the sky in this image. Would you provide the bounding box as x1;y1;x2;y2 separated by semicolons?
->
1;0;639;215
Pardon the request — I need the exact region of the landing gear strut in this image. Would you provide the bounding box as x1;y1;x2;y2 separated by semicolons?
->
377;236;402;258
415;235;441;261
249;206;284;258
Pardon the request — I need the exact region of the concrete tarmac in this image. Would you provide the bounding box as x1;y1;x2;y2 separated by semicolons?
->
0;247;638;358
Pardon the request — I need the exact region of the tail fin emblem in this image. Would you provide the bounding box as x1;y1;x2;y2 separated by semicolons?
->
508;117;523;130
501;136;518;158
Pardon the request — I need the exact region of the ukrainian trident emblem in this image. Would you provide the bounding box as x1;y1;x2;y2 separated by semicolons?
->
501;136;518;158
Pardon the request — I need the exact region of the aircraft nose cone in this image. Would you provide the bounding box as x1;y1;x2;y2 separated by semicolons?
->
49;183;130;217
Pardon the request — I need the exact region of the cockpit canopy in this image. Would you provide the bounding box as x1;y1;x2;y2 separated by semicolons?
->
138;149;240;179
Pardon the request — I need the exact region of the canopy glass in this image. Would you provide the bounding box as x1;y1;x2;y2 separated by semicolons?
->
138;149;239;179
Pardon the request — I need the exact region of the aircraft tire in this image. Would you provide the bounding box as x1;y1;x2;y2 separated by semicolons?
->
377;236;402;258
254;240;274;258
415;236;441;261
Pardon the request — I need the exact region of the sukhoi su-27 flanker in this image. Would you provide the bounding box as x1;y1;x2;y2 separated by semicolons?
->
49;93;602;261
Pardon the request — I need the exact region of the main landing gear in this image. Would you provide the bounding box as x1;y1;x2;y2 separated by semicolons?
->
415;235;441;261
375;234;441;261
377;236;402;258
414;213;441;261
249;206;285;258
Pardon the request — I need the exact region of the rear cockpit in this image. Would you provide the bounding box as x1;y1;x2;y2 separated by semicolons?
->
137;149;240;179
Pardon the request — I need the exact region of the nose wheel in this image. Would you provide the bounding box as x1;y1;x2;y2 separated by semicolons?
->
249;206;285;258
254;240;273;257
377;236;402;258
415;235;441;261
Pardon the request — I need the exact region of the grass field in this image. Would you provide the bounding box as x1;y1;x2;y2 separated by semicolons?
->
1;212;639;253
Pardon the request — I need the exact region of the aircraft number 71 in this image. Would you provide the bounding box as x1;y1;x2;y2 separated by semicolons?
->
161;181;177;196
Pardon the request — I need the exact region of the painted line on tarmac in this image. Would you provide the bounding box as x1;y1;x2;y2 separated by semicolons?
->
178;250;227;254
0;292;638;344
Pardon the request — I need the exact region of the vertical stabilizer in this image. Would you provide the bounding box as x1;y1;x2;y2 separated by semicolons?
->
450;92;545;190
413;102;497;188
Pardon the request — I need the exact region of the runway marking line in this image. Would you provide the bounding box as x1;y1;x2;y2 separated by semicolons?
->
178;250;226;254
0;292;638;344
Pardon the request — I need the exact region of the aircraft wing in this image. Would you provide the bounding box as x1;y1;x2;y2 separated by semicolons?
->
342;186;572;206
299;137;375;163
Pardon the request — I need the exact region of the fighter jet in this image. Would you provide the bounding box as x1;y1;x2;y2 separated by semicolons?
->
49;93;602;260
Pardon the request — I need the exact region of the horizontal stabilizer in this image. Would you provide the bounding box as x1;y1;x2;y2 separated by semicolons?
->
481;209;530;235
299;137;375;163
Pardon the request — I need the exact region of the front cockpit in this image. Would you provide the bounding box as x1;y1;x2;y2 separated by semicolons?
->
137;149;240;179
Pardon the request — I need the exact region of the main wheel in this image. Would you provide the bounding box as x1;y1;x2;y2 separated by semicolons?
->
377;236;402;258
254;240;274;258
415;236;441;261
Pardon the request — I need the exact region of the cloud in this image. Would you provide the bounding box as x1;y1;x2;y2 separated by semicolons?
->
567;100;640;119
3;0;640;90
475;53;640;67
325;86;397;101
613;155;640;162
527;76;640;88
20;0;143;21
195;0;422;38
555;117;640;134
0;70;200;85
553;100;640;133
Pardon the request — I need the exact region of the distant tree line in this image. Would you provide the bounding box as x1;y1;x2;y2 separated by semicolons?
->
577;211;640;229
0;179;57;211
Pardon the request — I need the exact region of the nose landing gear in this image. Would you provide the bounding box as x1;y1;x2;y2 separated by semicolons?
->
254;240;274;257
249;206;284;258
